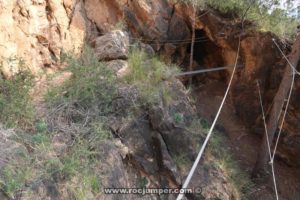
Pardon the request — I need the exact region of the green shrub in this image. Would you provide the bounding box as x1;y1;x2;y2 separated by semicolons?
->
89;122;113;146
1;47;115;198
1;127;106;198
61;138;102;176
31;133;50;145
1;167;31;198
216;153;254;198
0;70;35;128
173;112;184;124
206;0;299;38
44;46;115;194
46;46;117;117
124;48;180;105
208;130;253;198
205;0;247;15
173;153;190;169
83;174;101;194
188;118;211;139
35;120;47;133
137;176;148;189
175;0;300;39
60;139;104;197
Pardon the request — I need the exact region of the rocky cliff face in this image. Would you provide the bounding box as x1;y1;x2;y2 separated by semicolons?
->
0;0;190;77
0;29;239;199
1;0;300;199
0;0;89;77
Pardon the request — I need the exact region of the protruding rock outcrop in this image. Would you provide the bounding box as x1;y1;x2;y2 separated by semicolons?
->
93;30;129;61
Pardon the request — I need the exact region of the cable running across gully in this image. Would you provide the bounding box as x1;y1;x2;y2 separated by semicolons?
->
175;65;243;76
271;39;297;162
176;37;241;200
254;38;299;200
129;31;227;45
272;39;300;75
256;81;279;200
128;38;215;46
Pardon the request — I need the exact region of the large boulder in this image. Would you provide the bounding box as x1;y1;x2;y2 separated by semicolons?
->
93;31;129;61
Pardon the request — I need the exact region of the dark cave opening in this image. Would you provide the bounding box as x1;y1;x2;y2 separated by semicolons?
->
186;29;228;84
193;30;223;65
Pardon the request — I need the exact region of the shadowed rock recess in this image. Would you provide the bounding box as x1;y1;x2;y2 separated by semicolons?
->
1;0;300;200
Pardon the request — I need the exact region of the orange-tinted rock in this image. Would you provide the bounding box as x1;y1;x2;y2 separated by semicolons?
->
0;0;88;78
84;0;127;32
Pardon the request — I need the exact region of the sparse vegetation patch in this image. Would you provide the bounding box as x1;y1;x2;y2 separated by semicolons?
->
123;48;180;105
0;69;35;129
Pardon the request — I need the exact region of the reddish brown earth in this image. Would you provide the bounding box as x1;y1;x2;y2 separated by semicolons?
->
193;80;300;200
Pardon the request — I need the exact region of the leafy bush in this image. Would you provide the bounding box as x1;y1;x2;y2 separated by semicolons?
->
47;46;117;116
173;112;184;124
60;138;104;199
124;48;180;105
215;152;254;198
45;47;118;137
1;167;32;198
206;0;299;38
0;70;35;128
259;8;299;38
208;132;253;198
175;0;300;39
1;46;116;199
1;120;109;198
44;46;116;197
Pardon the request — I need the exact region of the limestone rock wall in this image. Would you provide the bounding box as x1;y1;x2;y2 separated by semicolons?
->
0;0;89;77
0;0;193;77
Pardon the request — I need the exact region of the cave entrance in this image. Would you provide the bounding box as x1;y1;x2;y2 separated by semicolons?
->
187;29;227;83
193;29;223;66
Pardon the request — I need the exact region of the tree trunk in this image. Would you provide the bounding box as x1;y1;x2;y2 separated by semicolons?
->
253;34;300;177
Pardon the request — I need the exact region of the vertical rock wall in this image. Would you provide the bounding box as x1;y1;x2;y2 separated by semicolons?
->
0;0;191;77
0;0;88;77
